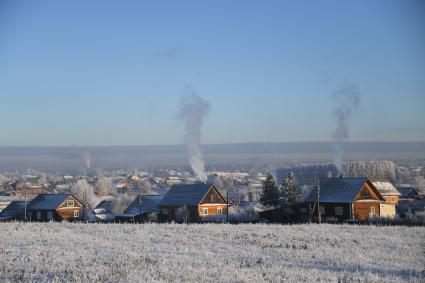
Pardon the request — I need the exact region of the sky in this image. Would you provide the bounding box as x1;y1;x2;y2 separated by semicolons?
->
0;0;424;146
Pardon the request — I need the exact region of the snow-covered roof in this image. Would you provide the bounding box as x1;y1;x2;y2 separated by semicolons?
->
29;194;73;210
124;195;163;215
415;187;425;196
305;177;370;203
0;201;26;218
160;183;214;206
372;181;401;196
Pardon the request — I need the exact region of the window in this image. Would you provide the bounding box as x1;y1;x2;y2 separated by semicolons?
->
47;211;53;220
335;207;343;216
73;210;79;218
370;206;376;215
217;208;222;215
319;206;325;215
203;208;208;215
210;195;214;202
67;200;75;207
36;211;41;220
390;197;395;203
161;208;168;215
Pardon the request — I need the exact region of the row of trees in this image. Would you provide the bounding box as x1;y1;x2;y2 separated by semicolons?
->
260;172;302;208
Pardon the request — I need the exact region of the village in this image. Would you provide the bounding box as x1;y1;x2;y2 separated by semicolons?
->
1;160;424;225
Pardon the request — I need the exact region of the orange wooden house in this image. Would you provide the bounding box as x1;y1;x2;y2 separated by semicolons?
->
159;183;228;223
28;194;88;222
306;177;395;222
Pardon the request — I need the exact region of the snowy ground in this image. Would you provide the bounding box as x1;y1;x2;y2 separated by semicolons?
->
0;223;424;282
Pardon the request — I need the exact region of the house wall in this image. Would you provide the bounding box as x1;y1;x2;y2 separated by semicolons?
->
198;204;228;222
29;210;62;222
353;201;381;220
383;196;399;205
379;203;396;218
57;196;84;221
310;203;351;222
159;205;199;223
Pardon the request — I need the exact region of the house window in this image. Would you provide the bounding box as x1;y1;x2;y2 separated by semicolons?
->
36;211;41;220
47;211;53;220
390;197;395;203
319;206;325;215
370;206;376;215
335;207;343;216
203;208;208;215
73;210;79;218
161;208;168;215
217;208;222;215
67;200;75;207
210;195;214;202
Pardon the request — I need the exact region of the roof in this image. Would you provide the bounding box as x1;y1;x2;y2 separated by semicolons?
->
0;201;26;218
415;187;425;196
397;187;414;198
305;177;369;203
124;195;164;215
95;200;114;212
372;181;401;196
29;194;73;210
160;183;214;206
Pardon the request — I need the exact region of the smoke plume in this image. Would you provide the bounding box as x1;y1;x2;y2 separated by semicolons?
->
84;153;92;170
177;87;211;182
330;83;360;173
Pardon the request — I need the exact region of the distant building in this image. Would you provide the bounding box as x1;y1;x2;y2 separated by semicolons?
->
28;194;95;222
159;184;228;223
119;195;163;222
305;177;395;222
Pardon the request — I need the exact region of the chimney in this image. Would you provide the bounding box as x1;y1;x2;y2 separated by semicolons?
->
340;174;343;179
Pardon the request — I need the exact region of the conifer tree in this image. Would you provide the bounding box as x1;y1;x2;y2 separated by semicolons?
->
260;173;280;207
280;172;302;206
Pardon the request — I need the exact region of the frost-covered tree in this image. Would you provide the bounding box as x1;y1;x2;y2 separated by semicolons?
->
279;172;302;206
260;173;280;207
71;179;99;207
95;176;113;196
342;161;396;182
414;176;425;188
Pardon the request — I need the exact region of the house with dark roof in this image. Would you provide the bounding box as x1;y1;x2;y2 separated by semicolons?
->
159;183;227;223
0;201;27;221
118;195;163;222
93;198;115;222
305;177;393;222
397;186;418;200
28;194;89;222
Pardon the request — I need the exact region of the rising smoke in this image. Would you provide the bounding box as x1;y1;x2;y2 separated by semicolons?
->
177;87;211;182
84;153;92;170
330;83;360;173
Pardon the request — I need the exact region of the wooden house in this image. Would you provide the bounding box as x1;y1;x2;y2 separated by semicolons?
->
118;195;163;222
28;194;86;222
372;181;401;204
305;177;394;222
159;183;227;223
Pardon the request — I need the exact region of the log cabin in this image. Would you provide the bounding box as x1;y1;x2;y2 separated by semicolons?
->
159;183;227;223
28;194;86;222
306;177;394;222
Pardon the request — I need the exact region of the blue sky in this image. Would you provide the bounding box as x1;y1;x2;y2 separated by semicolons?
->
0;0;424;146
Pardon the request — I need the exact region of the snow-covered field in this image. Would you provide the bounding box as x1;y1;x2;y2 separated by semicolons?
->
0;223;424;282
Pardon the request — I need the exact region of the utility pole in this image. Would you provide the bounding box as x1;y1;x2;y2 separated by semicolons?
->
83;190;86;222
139;194;143;224
24;189;27;222
226;191;229;223
316;179;321;224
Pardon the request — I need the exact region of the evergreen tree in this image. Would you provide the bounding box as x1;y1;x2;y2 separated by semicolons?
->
260;173;280;207
280;172;302;206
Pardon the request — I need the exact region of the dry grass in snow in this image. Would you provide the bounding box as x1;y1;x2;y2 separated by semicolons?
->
0;223;424;282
